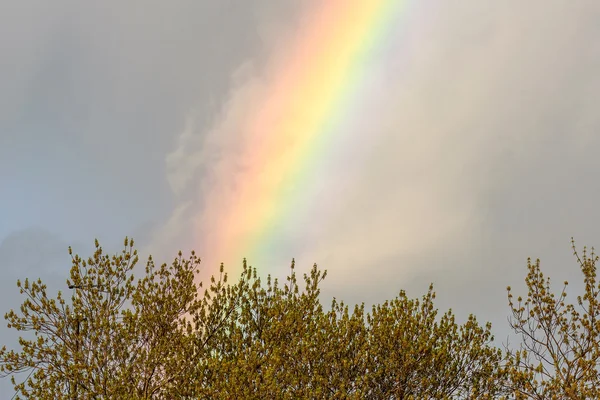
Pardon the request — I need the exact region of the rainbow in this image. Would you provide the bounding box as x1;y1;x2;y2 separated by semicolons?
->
197;0;407;276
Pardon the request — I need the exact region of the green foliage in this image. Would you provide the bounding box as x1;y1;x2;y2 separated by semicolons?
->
193;261;504;399
3;237;599;399
363;286;503;399
0;238;241;399
504;239;600;399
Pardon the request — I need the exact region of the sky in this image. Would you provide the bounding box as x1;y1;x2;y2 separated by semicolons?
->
1;0;600;392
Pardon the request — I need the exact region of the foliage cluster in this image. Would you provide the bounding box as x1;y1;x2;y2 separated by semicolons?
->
1;238;599;399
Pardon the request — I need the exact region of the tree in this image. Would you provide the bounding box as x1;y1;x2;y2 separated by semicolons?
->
192;261;505;399
193;260;343;398
504;239;600;399
362;285;505;399
1;237;506;398
0;238;239;399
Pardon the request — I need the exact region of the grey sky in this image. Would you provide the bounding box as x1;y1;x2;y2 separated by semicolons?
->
1;0;600;393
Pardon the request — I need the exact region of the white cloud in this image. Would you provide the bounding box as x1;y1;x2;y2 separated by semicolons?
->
153;1;600;329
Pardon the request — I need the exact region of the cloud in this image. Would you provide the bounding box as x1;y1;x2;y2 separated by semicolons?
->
0;0;294;252
151;1;600;334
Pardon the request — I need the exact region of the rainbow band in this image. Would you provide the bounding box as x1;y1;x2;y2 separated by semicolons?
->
201;1;404;274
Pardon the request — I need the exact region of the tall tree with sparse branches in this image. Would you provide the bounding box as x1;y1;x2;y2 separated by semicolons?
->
504;239;600;399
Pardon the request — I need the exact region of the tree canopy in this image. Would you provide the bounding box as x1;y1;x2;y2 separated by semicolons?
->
1;237;599;399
